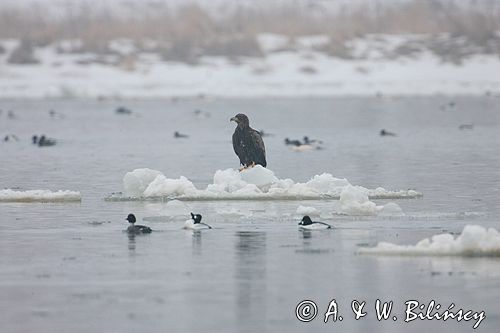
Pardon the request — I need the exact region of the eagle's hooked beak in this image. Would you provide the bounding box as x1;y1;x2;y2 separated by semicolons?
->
230;116;238;123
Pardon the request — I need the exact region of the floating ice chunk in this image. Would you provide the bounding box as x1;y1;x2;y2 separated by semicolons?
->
379;202;405;216
216;208;252;218
338;185;382;215
143;175;197;197
296;205;320;216
115;167;421;200
163;200;191;216
209;168;254;193
305;173;350;195
359;225;500;256
0;189;81;202
123;168;163;197
240;165;278;190
368;187;422;199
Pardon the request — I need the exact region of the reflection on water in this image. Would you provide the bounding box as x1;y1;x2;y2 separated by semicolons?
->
128;233;136;252
234;231;267;331
300;229;312;240
190;230;203;256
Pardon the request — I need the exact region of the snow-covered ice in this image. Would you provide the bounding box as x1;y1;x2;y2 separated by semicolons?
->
1;34;499;99
338;185;382;215
0;189;81;202
358;225;500;256
296;205;320;216
123;168;163;197
216;208;252;218
336;185;404;216
110;166;421;201
379;202;405;216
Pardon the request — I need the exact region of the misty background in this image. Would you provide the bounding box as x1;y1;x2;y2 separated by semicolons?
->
0;0;499;98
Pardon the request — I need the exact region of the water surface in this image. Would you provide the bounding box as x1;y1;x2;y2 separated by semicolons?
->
1;96;499;332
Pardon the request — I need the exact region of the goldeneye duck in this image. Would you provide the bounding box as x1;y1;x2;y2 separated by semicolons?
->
184;212;212;230
174;131;189;138
38;135;57;147
126;214;152;234
380;129;397;137
284;138;302;146
299;216;332;230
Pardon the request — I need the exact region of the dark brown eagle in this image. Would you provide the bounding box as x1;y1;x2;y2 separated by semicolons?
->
230;113;267;170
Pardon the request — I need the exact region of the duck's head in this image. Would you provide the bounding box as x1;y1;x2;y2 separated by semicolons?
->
299;216;313;226
190;212;202;224
126;214;136;224
230;113;249;128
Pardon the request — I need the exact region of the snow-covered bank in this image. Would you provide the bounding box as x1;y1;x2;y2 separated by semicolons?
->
0;189;81;202
358;225;500;256
1;35;499;99
106;166;421;201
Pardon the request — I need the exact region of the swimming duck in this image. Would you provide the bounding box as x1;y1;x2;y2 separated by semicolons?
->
174;131;189;138
126;214;152;234
285;138;302;146
303;136;322;145
298;216;332;230
115;107;132;115
380;129;397;137
184;213;212;230
38;135;57;147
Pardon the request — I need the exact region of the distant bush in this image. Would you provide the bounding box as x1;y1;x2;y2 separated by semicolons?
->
159;39;200;65
0;1;498;62
7;40;39;64
316;37;354;60
203;36;262;58
299;65;317;74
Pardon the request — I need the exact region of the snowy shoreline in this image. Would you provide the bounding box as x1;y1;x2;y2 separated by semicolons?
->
1;34;499;100
1;54;497;100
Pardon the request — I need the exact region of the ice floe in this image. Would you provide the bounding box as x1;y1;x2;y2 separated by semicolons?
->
296;205;321;216
358;225;500;256
338;185;382;215
108;166;421;201
0;189;81;202
335;185;404;216
216;208;252;218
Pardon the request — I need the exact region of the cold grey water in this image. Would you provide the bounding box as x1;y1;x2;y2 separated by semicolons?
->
0;97;499;333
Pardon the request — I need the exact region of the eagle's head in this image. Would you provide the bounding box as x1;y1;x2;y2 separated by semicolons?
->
230;113;249;128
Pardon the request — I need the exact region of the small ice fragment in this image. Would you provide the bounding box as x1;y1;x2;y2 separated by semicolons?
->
0;189;81;202
358;225;500;256
296;205;320;216
338;185;382;215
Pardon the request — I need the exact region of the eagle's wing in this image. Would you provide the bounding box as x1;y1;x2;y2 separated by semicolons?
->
249;129;267;167
232;131;245;165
